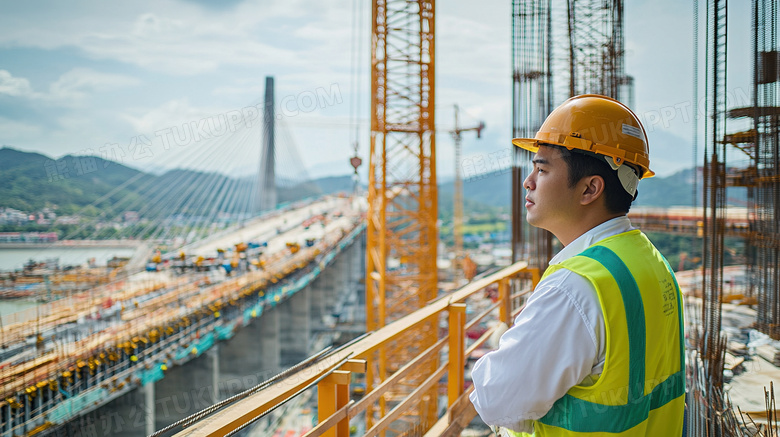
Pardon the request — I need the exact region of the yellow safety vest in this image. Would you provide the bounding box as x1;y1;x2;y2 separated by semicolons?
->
507;230;685;436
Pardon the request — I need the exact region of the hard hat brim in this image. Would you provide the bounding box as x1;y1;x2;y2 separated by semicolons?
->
512;136;655;179
511;138;542;153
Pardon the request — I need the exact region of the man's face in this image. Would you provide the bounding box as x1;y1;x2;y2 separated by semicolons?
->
522;145;582;234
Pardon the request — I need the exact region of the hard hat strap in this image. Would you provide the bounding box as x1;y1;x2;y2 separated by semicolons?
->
604;156;640;197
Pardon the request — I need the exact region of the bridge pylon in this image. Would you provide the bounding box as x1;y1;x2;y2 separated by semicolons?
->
257;76;277;213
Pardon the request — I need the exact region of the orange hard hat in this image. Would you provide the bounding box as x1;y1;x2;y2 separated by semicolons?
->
512;94;654;180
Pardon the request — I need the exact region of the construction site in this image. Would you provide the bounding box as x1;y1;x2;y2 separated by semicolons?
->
0;0;779;436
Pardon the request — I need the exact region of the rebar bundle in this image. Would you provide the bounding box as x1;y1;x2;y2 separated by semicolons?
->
511;0;630;269
511;0;553;268
690;0;780;434
701;0;729;393
563;0;625;100
752;0;780;339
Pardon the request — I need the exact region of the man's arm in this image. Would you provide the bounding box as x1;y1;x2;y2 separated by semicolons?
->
468;271;601;432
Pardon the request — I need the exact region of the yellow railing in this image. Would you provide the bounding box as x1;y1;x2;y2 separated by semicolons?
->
174;261;539;437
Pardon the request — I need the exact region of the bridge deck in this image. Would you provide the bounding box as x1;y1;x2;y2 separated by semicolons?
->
0;196;363;437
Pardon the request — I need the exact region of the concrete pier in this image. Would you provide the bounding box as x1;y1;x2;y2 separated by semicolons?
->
219;313;278;399
81;384;152;437
279;287;311;367
58;235;364;437
258;305;281;376
154;350;218;431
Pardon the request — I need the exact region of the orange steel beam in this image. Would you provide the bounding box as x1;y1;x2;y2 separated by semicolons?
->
498;278;511;325
447;304;465;406
425;386;478;437
364;364;448;436
318;370;351;437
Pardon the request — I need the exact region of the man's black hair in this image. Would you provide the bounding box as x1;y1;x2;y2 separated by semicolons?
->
542;144;636;214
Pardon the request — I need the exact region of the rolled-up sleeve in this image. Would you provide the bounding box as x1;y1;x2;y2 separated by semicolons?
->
469;271;600;432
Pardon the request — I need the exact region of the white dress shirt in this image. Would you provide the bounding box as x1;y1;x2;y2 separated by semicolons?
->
469;216;635;433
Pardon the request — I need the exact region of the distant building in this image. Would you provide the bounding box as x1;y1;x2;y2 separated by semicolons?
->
21;232;58;243
0;232;57;243
0;208;28;224
123;211;140;222
42;207;56;220
55;216;80;225
0;232;21;242
36;212;51;225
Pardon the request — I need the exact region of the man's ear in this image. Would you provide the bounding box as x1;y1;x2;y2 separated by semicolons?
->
579;175;605;206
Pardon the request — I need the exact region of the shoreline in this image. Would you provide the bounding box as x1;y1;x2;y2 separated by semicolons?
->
0;240;142;249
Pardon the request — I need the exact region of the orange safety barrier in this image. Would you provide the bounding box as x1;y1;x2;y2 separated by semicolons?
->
174;261;539;437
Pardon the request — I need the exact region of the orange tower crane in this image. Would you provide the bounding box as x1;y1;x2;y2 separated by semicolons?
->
451;104;484;286
366;0;438;430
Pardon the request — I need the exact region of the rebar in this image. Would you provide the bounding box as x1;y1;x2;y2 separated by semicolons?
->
752;0;780;339
511;0;627;270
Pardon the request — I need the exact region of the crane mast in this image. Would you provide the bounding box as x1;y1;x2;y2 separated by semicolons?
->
451;105;483;285
366;0;438;429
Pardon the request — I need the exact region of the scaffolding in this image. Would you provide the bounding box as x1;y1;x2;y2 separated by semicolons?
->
689;0;780;434
700;0;729;401
365;0;439;431
511;0;630;270
750;0;780;339
563;0;626;100
511;0;553;269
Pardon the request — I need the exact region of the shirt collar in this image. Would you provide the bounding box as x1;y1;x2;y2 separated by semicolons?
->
549;216;635;265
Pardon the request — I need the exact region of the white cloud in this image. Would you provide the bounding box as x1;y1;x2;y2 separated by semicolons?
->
0;116;43;143
48;68;141;103
211;84;265;97
0;1;327;76
0;0;515;178
121;98;221;134
437;13;511;87
0;70;35;97
80;18;304;75
0;68;140;106
0;0;709;181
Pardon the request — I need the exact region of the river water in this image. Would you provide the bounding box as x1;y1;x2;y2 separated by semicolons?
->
0;246;138;271
0;246;139;318
0;299;38;318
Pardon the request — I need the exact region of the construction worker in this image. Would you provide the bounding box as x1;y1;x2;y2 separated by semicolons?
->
469;95;685;436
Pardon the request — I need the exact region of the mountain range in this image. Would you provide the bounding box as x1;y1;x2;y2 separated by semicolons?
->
438;166;718;210
0;147;718;221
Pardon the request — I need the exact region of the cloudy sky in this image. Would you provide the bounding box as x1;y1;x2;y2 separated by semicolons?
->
0;0;754;181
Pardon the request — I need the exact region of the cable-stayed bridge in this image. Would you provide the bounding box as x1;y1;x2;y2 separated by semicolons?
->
0;78;367;437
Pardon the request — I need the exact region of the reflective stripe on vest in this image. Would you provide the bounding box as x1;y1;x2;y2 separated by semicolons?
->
532;231;685;436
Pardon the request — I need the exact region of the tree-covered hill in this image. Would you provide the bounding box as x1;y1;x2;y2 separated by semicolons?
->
2;146;729;223
438;166;744;211
0;147;146;215
0;147;359;221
